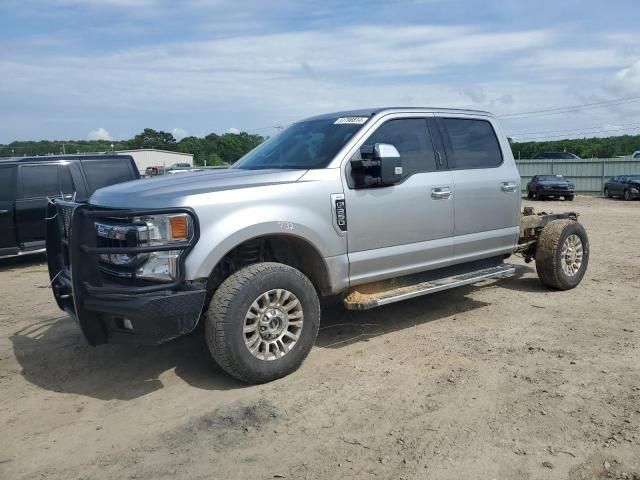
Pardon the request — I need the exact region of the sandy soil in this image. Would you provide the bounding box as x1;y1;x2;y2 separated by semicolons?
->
1;196;639;480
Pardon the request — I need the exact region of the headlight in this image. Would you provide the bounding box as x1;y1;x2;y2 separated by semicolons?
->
97;213;193;282
133;214;193;282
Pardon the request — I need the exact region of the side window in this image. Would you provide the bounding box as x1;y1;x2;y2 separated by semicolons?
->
81;159;134;193
363;118;437;176
442;118;503;169
59;165;75;195
20;164;60;198
0;166;16;201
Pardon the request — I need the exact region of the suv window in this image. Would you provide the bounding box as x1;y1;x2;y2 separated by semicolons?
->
441;118;502;169
0;166;16;201
363;118;437;176
81;159;134;193
20;164;60;198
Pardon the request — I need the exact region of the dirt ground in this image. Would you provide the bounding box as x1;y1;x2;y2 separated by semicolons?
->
1;196;639;480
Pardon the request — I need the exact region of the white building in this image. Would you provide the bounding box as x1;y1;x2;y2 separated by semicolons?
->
115;148;194;175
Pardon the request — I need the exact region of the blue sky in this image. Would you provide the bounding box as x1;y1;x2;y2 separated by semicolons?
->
1;0;639;143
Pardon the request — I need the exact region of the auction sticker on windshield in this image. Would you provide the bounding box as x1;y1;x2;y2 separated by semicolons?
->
334;117;368;124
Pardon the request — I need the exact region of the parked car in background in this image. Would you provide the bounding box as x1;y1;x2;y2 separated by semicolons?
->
603;174;640;200
526;174;575;200
533;152;581;160
145;165;164;176
166;162;192;172
0;154;139;259
632;151;640;159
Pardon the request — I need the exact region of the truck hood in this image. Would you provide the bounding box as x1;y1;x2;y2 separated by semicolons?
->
89;168;307;209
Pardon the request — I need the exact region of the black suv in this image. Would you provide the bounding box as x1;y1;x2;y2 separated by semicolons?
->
0;154;139;259
526;174;576;200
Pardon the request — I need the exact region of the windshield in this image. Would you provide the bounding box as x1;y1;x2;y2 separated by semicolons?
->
232;118;368;170
538;175;567;181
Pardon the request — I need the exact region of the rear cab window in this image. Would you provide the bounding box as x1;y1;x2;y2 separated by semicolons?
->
439;118;503;169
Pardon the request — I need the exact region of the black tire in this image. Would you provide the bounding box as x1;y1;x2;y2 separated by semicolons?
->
624;189;632;201
565;195;574;201
527;190;534;199
535;220;589;290
205;262;320;383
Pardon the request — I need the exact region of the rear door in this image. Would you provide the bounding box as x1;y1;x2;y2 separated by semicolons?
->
343;115;455;285
15;163;62;245
0;165;18;254
437;116;520;262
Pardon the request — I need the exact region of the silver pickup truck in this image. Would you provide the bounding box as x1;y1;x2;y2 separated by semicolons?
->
47;107;589;383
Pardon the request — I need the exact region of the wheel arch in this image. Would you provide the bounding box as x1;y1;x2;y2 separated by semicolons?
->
201;230;334;298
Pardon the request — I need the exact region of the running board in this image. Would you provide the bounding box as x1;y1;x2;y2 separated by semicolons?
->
344;263;516;310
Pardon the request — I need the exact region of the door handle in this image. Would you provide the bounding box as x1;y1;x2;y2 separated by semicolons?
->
431;187;451;200
501;182;518;193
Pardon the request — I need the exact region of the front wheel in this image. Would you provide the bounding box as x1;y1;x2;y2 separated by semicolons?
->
565;195;574;201
624;189;632;201
603;188;610;198
527;190;534;199
535;220;589;290
205;262;320;383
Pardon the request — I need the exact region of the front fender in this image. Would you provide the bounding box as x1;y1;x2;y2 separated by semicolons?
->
185;203;345;280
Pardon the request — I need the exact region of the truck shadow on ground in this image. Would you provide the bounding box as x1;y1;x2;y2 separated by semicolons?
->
0;253;47;272
11;270;538;401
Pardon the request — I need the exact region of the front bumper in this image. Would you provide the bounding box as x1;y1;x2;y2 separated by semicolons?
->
540;188;575;196
46;201;206;345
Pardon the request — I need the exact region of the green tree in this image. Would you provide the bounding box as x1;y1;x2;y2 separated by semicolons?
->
128;128;177;150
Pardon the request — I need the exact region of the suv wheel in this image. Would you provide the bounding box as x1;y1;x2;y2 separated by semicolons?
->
624;189;632;201
527;190;534;199
603;187;610;198
205;262;320;383
565;195;574;201
535;220;589;290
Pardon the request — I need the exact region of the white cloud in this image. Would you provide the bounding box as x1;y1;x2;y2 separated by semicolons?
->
171;127;188;140
227;127;240;134
609;60;640;95
87;127;112;141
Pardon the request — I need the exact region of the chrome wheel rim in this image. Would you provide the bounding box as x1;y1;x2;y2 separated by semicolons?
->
243;289;304;361
561;234;583;276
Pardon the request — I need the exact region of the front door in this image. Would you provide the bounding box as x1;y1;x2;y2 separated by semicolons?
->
436;116;521;262
342;116;455;286
0;165;17;254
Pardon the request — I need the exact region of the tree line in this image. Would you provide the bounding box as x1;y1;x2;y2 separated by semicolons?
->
3;128;640;163
0;128;265;166
509;134;640;159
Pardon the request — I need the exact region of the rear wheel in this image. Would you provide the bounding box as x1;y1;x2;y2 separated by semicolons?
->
603;187;610;198
205;262;320;383
535;220;589;290
527;190;534;199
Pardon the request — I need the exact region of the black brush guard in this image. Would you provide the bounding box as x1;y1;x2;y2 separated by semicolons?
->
46;200;206;345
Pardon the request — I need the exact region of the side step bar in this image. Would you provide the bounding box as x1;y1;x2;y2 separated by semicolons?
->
344;263;516;311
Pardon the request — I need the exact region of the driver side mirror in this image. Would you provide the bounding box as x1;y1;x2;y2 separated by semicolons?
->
350;143;403;188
